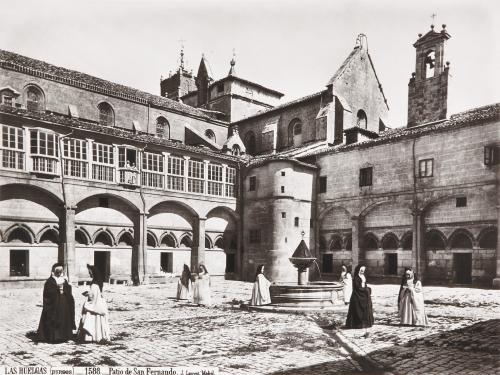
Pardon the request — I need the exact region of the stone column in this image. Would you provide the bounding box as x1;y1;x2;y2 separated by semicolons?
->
133;212;147;285
493;204;500;288
412;209;425;280
62;206;76;282
191;217;206;272
351;216;361;270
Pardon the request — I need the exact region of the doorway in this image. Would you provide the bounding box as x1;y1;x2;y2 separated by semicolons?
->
385;253;398;275
453;253;472;284
94;251;110;281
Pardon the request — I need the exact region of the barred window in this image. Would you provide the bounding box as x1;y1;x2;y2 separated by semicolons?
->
208;163;223;196
156;117;170;139
419;159;433;178
167;155;185;191
98;102;114;127
142;152;164;172
1;125;24;170
359;167;372;187
188;159;205;194
62;138;88;178
30;130;58;157
26;86;44;112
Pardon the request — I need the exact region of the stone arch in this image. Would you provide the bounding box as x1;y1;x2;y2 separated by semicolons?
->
343;235;352;251
5;224;36;244
37;226;60;244
93;228;115;247
449;229;474;249
179;233;193;248
205;206;239;223
318;204;352;222
329;235;343;251
425;229;447;250
75;227;91;245
155;116;170;139
363;232;379;250
76;193;141;219
159;232;178;248
97;101;115;127
0;183;63;218
400;231;413;250
214;235;224;249
147;230;159;248
478;227;497;249
356;109;367;129
288;118;303;147
116;229;134;247
205;235;213;249
381;232;399;250
148;200;199;228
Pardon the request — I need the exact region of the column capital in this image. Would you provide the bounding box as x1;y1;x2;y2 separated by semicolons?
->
197;216;207;222
350;215;360;221
411;208;424;216
64;205;77;211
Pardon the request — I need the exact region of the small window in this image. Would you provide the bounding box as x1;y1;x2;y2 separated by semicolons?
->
231;144;241;156
424;51;435;79
484;146;498;166
419;159;433;177
98;102;114;127
156;117;170;139
281;171;286;176
356;110;367;129
26;86;44;112
10;250;29;276
205;129;216;142
280;186;285;193
249;229;261;244
3;96;13;106
294;217;299;227
319;176;327;193
99;197;109;208
160;252;173;273
217;83;224;93
456;197;467;207
249;176;256;191
281;212;286;219
359;167;373;187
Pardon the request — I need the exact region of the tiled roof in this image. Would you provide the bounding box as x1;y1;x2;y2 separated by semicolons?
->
232;91;325;124
0;49;227;124
301;103;500;158
211;75;284;97
0;105;240;163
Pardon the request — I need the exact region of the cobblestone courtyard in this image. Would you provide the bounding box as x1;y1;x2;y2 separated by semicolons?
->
0;280;498;374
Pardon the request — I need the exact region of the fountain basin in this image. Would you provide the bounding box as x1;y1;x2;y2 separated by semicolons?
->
270;281;344;308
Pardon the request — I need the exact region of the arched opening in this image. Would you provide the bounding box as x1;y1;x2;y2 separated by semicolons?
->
205;129;216;142
424;50;435;79
288;118;303;147
117;231;134;247
26;85;45;112
94;231;113;246
214;237;224;249
294;217;299;227
425;230;446;250
244;131;256;155
356;110;367;129
98;102;115;127
180;235;193;248
450;231;473;249
364;234;378;250
205;236;212;249
39;229;59;244
75;229;89;245
401;233;413;250
147;232;158;248
479;229;497;249
319;237;327;251
330;236;343;251
344;236;352;251
382;233;398;250
231;144;241;156
156;117;170;139
7;227;33;243
161;234;176;248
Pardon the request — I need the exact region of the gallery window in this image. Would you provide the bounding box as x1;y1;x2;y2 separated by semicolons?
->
359;167;373;187
419;158;433;177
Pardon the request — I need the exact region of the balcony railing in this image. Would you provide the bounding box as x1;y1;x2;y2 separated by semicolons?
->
32;156;58;174
119;168;140;186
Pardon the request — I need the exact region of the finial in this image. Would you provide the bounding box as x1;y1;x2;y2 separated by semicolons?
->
418;33;423;38
178;38;186;71
431;24;434;30
442;24;446;29
228;48;236;76
431;13;437;26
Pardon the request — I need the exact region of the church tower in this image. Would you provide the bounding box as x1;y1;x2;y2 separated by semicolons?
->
407;24;451;127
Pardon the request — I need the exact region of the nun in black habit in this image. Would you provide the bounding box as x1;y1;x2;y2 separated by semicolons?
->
345;264;374;335
36;263;76;343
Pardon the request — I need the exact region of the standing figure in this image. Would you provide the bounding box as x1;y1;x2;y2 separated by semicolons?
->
345;265;374;336
177;264;193;300
340;265;352;305
77;264;110;342
250;264;271;306
398;268;428;326
192;264;211;306
37;263;76;343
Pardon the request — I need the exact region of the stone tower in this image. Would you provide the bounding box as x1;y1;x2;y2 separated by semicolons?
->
160;47;197;101
407;24;451;127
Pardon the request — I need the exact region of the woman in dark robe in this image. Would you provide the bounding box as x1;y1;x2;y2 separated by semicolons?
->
37;263;75;343
345;264;374;336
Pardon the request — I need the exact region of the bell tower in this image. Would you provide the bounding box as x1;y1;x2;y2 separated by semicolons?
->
407;24;451;127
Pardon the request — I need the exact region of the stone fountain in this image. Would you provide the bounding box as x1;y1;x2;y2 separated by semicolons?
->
248;237;345;313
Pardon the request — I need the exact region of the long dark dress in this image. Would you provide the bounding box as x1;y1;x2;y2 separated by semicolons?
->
37;277;76;342
345;273;374;329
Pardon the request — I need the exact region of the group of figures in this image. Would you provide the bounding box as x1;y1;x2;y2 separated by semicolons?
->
176;264;212;306
37;263;110;344
342;264;429;335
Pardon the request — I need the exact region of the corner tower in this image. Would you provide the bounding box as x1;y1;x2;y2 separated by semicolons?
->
407;24;451;127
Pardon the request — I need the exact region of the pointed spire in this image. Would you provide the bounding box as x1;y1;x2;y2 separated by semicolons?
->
228;49;236;76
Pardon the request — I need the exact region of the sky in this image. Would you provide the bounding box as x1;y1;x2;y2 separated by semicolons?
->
1;0;498;128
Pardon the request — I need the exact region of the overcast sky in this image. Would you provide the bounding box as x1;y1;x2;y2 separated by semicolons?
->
2;0;498;128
